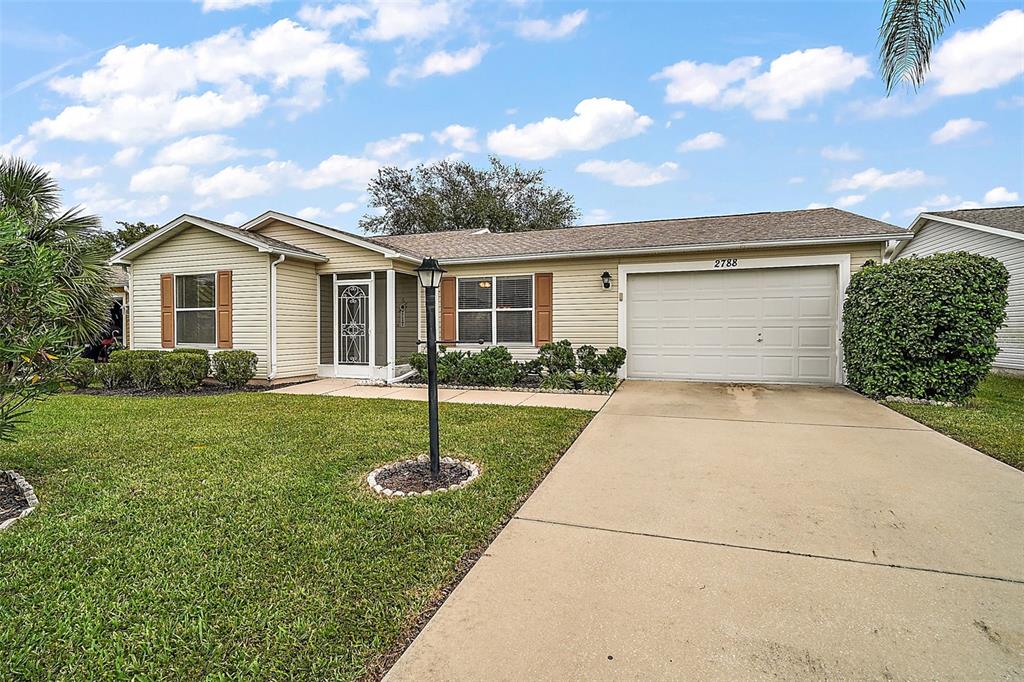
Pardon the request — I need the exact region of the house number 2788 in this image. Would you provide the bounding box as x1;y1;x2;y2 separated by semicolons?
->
714;258;738;268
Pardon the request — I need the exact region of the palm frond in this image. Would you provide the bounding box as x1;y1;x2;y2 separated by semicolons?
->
878;0;965;93
0;156;63;220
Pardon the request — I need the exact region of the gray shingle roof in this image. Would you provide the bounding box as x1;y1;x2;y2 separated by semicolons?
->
372;208;906;261
928;206;1024;235
199;217;329;259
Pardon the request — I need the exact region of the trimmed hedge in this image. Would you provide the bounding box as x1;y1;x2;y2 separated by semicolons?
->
842;252;1009;402
159;353;207;392
212;350;258;388
110;350;162;390
170;347;210;379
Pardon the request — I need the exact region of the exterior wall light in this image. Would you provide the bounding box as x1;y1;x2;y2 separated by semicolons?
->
601;271;612;289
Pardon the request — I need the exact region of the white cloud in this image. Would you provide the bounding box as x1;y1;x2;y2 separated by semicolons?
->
40;157;103;180
365;132;424;159
390;44;488;83
653;47;869;119
34;19;367;143
293;154;381;190
677;131;725;152
930;10;1024;96
193;164;276;200
223;211;248;224
297;3;368;28
297;206;329;220
129;164;191;193
361;0;452;41
929;117;986;144
984;186;1019;204
192;153;380;200
112;147;141;166
432;124;479;152
830;167;935;193
836;194;866;208
487;98;652;160
578;208;612;225
788;176;805;184
155;134;273;165
515;10;588;41
73;183;171;220
334;201;358;213
821;143;862;161
805;202;829;209
0;135;38;159
196;0;270;11
576;159;679;187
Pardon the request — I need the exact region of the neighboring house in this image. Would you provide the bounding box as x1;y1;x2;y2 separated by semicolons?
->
108;266;129;346
892;205;1023;374
110;208;909;385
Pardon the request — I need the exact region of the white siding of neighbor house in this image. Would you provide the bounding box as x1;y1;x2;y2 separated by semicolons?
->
274;258;319;378
421;243;884;359
896;219;1023;371
129;226;271;377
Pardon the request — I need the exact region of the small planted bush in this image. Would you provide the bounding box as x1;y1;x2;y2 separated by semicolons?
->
539;371;574;391
600;346;627;375
213;350;258;388
95;361;130;389
538;340;576;374
842;252;1009;402
583;373;618;393
457;346;519;387
66;358;95;388
159;353;207;392
110;350;163;390
170;347;210;378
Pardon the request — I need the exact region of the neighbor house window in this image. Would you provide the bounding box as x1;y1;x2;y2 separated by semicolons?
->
457;275;533;344
175;273;216;345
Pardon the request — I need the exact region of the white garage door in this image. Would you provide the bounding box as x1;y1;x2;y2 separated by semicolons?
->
626;266;838;383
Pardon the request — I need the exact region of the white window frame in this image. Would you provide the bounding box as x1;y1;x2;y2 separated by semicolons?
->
455;274;535;346
174;272;218;348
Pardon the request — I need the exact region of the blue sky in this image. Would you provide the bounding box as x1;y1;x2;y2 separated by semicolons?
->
1;0;1021;233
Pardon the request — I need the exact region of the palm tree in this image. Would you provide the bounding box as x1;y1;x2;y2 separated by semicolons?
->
0;156;111;344
879;0;965;93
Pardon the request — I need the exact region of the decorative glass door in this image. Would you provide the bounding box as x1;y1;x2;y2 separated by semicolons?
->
338;282;370;365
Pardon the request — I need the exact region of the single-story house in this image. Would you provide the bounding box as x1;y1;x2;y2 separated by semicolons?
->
108;266;129;346
110;207;910;385
892;205;1023;373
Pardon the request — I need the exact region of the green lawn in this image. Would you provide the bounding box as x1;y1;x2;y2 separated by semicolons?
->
885;374;1024;471
0;394;591;680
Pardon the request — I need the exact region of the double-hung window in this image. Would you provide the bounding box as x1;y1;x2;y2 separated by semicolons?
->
175;273;217;345
457;275;534;345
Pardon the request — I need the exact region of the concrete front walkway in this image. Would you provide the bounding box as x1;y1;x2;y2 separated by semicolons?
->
386;381;1024;680
269;378;609;411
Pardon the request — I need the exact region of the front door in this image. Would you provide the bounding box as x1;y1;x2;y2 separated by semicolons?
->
337;280;372;373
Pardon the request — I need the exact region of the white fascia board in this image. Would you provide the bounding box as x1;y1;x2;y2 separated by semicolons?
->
435;233;911;266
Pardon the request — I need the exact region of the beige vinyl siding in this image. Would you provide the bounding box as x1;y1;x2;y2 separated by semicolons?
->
274;258;319;378
424;243;883;356
256;220;398;273
130;226;270;377
897;220;1023;371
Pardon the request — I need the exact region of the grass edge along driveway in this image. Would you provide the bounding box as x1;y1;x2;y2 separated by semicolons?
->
0;393;592;681
885;373;1024;471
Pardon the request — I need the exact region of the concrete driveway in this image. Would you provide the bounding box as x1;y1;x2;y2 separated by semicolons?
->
385;381;1024;680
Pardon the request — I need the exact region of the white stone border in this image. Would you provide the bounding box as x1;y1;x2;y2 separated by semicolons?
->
367;455;481;498
884;395;956;407
1;470;38;531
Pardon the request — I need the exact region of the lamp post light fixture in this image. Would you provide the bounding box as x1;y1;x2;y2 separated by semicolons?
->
601;271;612;289
415;256;447;479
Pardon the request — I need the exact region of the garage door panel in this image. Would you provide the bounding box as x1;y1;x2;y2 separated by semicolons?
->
626;267;837;384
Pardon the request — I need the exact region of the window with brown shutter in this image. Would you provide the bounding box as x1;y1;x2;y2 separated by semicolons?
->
216;270;232;348
160;273;174;348
534;273;553;347
439;276;456;342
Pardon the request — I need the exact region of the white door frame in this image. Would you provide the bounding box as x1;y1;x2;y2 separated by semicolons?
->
617;253;852;383
334;274;375;378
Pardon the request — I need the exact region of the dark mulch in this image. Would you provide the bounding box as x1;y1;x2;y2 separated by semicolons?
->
0;474;29;525
399;375;542;390
73;379;311;398
376;461;472;493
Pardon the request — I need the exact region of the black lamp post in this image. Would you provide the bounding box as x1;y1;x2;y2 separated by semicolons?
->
415;256;447;479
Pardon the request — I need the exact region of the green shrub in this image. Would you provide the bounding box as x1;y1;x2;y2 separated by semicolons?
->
95;361;130;389
583;373;618;393
66;358;95;388
212;350;258;388
159;353;207;392
170;347;210;378
539;371;574;391
109;350;162;389
842;252;1009;402
457;346;519;387
576;345;601;374
600;346;627;374
409;348;469;383
538;340;576;374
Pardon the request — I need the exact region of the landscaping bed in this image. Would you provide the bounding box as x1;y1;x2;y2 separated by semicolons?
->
0;393;591;679
885;373;1024;471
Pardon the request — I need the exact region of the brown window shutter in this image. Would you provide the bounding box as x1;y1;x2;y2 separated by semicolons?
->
534;273;553;347
160;274;174;348
439;276;457;342
216;270;233;348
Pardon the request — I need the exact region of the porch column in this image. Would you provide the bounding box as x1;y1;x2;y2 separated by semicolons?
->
386;269;396;382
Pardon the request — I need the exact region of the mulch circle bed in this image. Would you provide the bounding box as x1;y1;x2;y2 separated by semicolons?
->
368;456;480;497
1;471;38;530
